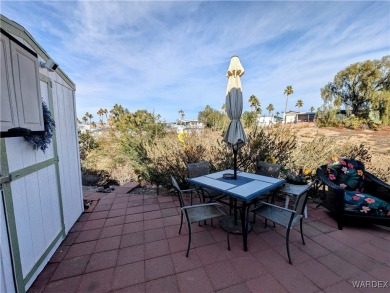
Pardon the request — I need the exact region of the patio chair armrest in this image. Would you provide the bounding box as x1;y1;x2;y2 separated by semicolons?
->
181;188;195;193
364;171;390;190
251;201;296;214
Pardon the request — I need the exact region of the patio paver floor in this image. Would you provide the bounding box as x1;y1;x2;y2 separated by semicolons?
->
28;186;390;293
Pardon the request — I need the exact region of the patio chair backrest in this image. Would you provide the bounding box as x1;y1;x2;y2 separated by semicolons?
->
256;161;281;178
171;176;186;208
292;180;316;221
187;161;210;178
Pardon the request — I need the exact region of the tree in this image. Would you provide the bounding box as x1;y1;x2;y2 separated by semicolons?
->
266;104;274;116
284;85;294;123
110;104;126;119
82;116;88;124
310;106;315;113
321;56;390;121
84;112;90;124
88;113;93;124
221;103;226;113
276;111;280;118
241;111;257;128
248;95;261;127
178;109;185;120
198;105;228;130
296;99;303;112
91;121;97;128
248;95;261;113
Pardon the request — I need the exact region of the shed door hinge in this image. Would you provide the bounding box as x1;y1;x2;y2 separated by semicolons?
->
0;174;11;184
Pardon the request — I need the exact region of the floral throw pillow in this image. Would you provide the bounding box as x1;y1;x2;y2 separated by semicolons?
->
326;157;365;191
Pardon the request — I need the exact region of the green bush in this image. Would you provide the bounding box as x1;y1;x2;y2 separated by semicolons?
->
342;117;379;130
315;107;340;128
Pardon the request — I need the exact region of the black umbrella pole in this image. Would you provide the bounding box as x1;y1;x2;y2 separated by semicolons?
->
233;148;237;180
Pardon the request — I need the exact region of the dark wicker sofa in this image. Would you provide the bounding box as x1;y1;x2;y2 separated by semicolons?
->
316;159;390;230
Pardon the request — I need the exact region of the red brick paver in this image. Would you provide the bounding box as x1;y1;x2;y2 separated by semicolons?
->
28;192;390;293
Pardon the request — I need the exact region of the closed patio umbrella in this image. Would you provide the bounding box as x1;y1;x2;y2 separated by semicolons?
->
223;56;247;179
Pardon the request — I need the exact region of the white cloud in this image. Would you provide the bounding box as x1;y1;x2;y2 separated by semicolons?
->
1;0;389;121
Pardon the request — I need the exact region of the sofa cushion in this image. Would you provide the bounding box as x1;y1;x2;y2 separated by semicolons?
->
344;190;390;217
327;158;365;191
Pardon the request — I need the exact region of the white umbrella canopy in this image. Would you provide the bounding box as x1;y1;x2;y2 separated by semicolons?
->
223;56;247;179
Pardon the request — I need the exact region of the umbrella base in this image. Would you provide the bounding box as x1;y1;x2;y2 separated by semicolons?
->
220;216;252;234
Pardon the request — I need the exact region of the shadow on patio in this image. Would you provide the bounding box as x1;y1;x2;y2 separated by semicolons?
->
29;185;390;293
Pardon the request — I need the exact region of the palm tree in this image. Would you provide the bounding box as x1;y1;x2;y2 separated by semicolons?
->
276;111;280;118
97;108;103;122
266;104;274;117
248;95;261;113
178;109;185;120
88;113;93;125
91;121;97;129
84;112;90;124
103;109;108;123
82;116;88;124
310;106;315;113
296;99;303;112
283;85;294;123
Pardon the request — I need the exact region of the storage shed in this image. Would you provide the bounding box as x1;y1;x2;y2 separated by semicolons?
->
1;15;83;292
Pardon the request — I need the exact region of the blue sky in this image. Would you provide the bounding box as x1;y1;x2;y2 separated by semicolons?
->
1;1;389;122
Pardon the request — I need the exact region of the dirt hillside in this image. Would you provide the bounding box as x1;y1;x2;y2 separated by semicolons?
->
293;123;390;173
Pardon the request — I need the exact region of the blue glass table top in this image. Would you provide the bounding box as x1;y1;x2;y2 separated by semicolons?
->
187;169;286;202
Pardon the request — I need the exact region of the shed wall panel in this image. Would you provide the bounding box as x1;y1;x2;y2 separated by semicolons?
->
10;165;61;277
53;81;83;232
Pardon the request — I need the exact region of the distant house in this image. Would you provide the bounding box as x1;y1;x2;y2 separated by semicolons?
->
168;119;204;133
284;111;300;123
297;112;316;122
257;115;279;125
284;111;316;123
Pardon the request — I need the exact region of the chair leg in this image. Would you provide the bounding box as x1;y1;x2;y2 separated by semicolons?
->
286;228;292;265
300;219;305;245
179;212;183;234
186;223;192;257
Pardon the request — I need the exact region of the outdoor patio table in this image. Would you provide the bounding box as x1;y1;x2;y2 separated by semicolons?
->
187;169;285;251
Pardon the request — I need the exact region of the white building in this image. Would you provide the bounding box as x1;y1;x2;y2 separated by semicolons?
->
168;119;204;133
284;111;300;123
1;15;83;292
257;115;279;125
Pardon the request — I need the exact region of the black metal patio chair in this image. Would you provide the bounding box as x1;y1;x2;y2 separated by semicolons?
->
250;180;316;264
171;175;230;257
187;161;226;203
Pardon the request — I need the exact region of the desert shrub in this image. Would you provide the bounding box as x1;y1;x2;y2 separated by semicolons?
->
78;130;99;160
134;126;299;189
315;107;340;128
292;136;371;173
82;132;139;185
135;130;213;189
342;117;379;130
210;125;298;173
